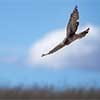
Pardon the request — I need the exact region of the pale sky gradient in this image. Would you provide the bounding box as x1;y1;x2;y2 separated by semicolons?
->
0;0;100;89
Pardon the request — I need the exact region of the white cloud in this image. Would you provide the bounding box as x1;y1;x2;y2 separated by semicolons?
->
28;24;100;69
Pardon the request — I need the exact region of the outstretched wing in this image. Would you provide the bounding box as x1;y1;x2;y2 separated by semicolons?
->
66;6;79;38
41;42;65;57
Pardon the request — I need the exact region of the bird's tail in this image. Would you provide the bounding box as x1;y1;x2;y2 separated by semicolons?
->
78;28;90;39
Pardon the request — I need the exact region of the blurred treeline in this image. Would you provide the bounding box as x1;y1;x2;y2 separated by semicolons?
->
0;85;100;99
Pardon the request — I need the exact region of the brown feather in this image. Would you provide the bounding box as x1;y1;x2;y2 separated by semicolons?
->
41;6;90;57
66;6;79;38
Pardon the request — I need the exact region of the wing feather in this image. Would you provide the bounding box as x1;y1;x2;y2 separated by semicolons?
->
66;6;79;38
41;42;65;57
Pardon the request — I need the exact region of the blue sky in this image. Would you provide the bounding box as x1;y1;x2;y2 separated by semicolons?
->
0;0;100;89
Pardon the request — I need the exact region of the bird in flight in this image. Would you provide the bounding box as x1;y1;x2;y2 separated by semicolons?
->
41;6;90;57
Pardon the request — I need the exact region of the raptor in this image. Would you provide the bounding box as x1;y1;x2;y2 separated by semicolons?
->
41;6;90;57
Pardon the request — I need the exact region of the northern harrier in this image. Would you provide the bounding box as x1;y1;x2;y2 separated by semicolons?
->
41;6;90;57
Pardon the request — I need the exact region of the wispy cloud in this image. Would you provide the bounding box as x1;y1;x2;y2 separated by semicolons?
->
28;24;100;69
